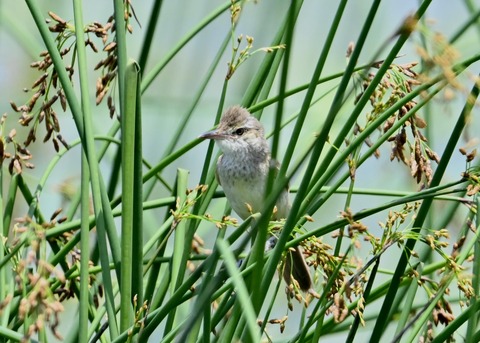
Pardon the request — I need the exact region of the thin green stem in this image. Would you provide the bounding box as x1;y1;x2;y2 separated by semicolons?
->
163;169;191;338
113;0;128;114
79;151;90;343
72;0;119;337
138;0;164;74
132;63;144;309
119;60;140;331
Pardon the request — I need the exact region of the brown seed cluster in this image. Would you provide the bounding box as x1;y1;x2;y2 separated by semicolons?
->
257;316;288;334
269;217;368;316
10;69;69;150
47;11;68;33
432;298;455;326
90;16;118;108
416;32;462;95
8;210;107;341
93;0;138;111
0;126;35;174
9;216;68;341
226;2;285;80
1;3;144;342
322;204;421;325
226;32;285;80
7;12;71;164
460;148;480;196
353;60;439;187
5;4;139;172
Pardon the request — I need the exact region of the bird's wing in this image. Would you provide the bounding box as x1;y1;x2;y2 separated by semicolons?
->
216;154;223;186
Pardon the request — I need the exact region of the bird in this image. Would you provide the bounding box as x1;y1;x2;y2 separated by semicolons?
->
200;105;312;292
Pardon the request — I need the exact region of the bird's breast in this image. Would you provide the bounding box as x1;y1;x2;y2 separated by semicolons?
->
217;163;266;220
217;155;289;220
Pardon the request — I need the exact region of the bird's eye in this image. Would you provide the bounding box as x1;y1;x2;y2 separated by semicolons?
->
234;128;245;136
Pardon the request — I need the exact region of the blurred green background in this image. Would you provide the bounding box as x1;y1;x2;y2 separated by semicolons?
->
1;0;476;225
0;1;479;341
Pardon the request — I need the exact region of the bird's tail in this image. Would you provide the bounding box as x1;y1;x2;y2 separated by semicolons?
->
283;245;313;292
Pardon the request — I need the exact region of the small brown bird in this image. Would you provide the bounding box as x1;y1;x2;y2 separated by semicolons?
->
200;106;312;292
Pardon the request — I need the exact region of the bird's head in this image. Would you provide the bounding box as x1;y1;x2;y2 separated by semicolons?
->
200;106;267;156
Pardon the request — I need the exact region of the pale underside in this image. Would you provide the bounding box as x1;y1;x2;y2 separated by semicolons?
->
216;154;290;220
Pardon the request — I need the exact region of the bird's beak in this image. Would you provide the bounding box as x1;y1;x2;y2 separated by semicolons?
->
199;129;226;140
